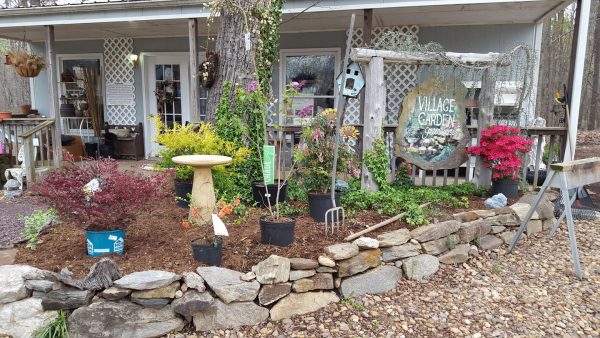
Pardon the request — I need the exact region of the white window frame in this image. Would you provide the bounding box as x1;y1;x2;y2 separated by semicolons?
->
279;48;341;125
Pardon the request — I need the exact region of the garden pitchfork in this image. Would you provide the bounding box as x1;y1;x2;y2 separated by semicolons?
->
325;13;355;235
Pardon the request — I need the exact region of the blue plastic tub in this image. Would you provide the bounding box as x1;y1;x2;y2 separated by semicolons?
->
85;229;125;256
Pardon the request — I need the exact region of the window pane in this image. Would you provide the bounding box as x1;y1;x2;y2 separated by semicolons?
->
285;55;336;96
155;65;163;81
173;65;180;80
164;65;173;81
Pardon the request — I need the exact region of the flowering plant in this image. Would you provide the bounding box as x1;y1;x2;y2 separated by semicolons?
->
467;125;533;181
294;108;360;193
154;80;176;106
33;152;172;231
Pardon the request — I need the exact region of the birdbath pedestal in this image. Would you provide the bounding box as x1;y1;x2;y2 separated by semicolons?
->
172;155;232;225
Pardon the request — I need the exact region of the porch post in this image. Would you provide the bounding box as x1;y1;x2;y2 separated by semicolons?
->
358;9;373;161
45;25;62;167
472;66;496;188
361;56;385;191
189;18;200;123
564;0;592;161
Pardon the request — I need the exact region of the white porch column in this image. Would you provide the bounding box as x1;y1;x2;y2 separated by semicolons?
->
189;18;200;122
361;56;385;191
45;25;62;166
565;0;592;161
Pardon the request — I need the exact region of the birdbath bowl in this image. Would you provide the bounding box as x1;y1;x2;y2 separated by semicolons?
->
172;155;232;225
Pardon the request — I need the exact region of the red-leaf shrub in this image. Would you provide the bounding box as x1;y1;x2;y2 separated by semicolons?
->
33;153;173;231
467;125;533;181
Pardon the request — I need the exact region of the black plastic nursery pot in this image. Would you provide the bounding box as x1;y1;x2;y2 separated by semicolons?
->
191;240;222;266
174;181;193;208
259;215;296;247
307;192;341;223
85;142;99;158
491;179;519;198
526;169;548;186
251;180;288;208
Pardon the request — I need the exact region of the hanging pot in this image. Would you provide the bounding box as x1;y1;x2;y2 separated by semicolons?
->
491;179;519;198
307;192;340;223
251;180;288;208
15;65;42;78
260;215;296;247
191;239;222;266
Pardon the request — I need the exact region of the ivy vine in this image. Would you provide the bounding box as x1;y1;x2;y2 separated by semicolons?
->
253;0;283;95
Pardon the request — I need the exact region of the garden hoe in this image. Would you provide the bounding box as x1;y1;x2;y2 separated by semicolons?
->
325;13;355;235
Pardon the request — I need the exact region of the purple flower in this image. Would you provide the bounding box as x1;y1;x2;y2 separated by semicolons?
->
246;80;258;93
297;104;313;117
292;80;307;91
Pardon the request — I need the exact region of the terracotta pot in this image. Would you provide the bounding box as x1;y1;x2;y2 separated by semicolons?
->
20;104;31;115
0;112;12;121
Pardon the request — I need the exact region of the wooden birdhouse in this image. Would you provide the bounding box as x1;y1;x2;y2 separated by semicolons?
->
336;62;365;98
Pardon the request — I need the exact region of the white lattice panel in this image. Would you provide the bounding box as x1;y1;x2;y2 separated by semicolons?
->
345;26;419;126
104;38;136;125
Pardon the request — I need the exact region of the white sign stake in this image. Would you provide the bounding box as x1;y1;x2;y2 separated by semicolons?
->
212;214;229;237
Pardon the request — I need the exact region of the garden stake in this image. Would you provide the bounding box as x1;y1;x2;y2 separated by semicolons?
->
325;13;355;236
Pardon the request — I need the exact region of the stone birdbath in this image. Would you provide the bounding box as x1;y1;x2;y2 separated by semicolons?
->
172;155;232;225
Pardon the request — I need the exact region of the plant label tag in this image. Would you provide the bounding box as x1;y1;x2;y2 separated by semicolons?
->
263;145;275;185
244;32;251;51
212;214;229;237
108;235;118;241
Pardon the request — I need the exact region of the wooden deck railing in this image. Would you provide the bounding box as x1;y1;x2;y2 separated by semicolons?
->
0;118;57;185
268;124;568;187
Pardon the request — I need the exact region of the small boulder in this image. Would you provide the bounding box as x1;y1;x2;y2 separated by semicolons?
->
453;211;479;222
484;193;507;209
337;249;381;277
252;255;290;285
41;288;94;311
410;220;461;243
381;243;420;262
438;244;470;264
458;218;492;243
318;255;336;267
101;286;132;301
289;270;316;281
240;271;256;282
323;243;359;260
130;281;179;299
421;236;455;255
377;229;411;247
130;297;171;308
113;270;180;290
473;210;496;218
172;290;214;321
197;266;260;303
0;265;42;304
292;273;333;293
289;258;319;270
510;202;540;221
270;292;339;321
518;192;555;220
484;213;519;227
316;266;337;273
0;297;58;338
498;231;527;245
403;254;439;280
182;271;206;292
192;300;269;331
352;237;380;249
478;235;504;250
491;225;506;234
339;266;402;298
258;283;292;306
25;279;57;293
526;220;543;236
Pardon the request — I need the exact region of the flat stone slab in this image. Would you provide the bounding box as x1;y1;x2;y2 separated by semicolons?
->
403;254;439;280
258;283;292;306
193;300;269;331
252;255;290;285
0;265;42;304
270;291;339;321
101;286;132;301
292;273;334;293
0;297;58;338
337;249;381;277
113;270;181;290
458;219;492;243
197;266;260;303
289;270;316;281
438;244;470;264
421;235;458;255
377;229;411;247
25;279;57;293
68;301;184;338
410;220;461;243
182;272;206;292
130;281;179;299
324;243;359;260
172;290;214;321
289;258;319;270
340;265;402;298
478;235;504;250
510;202;540;221
352;237;380;249
42;288;94;311
381;243;420;262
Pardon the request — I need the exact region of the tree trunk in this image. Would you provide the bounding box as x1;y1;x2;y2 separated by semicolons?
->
205;0;267;122
590;2;600;130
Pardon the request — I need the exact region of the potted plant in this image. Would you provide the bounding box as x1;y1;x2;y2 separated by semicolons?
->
294;108;360;222
33;152;171;256
186;209;232;266
6;50;46;78
467;125;533;198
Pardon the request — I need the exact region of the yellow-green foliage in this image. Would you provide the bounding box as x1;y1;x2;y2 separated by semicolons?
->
154;117;250;166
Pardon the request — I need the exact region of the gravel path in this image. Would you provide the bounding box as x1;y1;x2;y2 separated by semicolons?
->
0;195;49;247
188;220;600;337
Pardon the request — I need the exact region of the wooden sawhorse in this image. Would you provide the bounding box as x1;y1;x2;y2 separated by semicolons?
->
508;157;600;280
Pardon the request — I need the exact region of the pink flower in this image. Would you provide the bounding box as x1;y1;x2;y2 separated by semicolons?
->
297;104;313;117
292;80;307;91
312;128;325;142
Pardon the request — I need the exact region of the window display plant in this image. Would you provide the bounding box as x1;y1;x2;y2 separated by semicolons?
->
467;125;532;197
33;152;172;256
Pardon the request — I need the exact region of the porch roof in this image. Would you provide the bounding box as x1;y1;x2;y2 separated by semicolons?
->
0;0;571;42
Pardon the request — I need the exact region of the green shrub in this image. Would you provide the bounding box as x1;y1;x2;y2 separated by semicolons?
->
19;209;56;250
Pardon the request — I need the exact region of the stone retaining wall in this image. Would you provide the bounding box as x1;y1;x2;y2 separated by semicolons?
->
0;197;555;338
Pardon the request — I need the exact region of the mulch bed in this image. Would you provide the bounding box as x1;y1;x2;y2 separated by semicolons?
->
15;195;490;278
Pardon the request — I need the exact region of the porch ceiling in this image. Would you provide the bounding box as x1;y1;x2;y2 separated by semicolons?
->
0;0;569;42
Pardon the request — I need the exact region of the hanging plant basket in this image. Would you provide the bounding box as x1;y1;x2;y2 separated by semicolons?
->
200;51;218;88
15;65;43;78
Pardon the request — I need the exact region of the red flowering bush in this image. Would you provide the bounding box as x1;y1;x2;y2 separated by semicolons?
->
467;125;533;181
33;153;172;231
